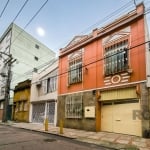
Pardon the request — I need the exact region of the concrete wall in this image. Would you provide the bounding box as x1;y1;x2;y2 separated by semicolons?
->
10;23;55;91
0;109;3;120
140;83;150;137
57;91;96;131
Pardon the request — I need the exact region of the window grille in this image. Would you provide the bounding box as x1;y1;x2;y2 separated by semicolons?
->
32;103;45;123
104;40;128;75
65;95;83;118
68;52;82;85
46;101;55;123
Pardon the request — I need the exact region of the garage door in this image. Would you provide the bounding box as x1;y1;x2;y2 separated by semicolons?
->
101;100;142;136
32;103;45;123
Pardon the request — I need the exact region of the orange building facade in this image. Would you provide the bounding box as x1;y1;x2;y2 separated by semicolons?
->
57;3;150;137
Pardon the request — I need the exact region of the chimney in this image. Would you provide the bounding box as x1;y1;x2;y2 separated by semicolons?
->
136;3;145;14
92;28;98;37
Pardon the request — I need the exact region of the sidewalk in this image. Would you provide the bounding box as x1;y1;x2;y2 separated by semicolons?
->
1;122;150;150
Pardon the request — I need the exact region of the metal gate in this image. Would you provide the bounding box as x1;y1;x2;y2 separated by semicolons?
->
32;103;45;123
46;101;55;124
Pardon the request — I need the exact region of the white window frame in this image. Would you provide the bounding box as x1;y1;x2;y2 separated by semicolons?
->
42;79;47;94
47;76;57;93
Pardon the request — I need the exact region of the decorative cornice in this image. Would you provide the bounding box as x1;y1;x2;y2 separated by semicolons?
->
59;4;144;57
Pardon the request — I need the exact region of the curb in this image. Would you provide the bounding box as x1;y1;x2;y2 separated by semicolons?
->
0;123;139;150
76;138;139;150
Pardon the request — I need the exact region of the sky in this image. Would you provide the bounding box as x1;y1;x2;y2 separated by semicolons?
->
0;0;150;54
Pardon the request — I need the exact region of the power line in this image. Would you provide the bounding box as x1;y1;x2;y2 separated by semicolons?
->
10;31;150;84
53;0;149;52
12;42;54;64
11;57;56;83
0;0;10;18
9;0;51;64
11;0;49;45
53;0;134;51
12;0;29;23
4;0;137;61
30;40;150;85
4;1;148;83
11;3;149;80
0;0;52;61
80;1;133;35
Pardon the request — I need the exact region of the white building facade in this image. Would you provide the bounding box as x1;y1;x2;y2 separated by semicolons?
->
0;23;55;120
29;59;58;125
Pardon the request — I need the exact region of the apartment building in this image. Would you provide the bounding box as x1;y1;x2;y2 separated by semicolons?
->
0;23;55;120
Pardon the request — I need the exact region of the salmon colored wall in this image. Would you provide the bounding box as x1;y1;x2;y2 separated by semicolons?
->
83;42;97;89
58;16;146;95
130;17;146;82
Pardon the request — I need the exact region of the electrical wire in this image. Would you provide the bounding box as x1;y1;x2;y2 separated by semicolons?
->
12;40;150;85
11;57;56;83
5;0;133;61
1;1;150;84
12;0;29;23
11;0;49;45
57;41;150;80
12;42;54;64
0;0;10;18
53;0;134;51
0;0;50;87
10;27;150;83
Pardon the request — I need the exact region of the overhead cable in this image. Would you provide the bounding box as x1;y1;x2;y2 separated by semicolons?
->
12;0;29;22
0;0;10;18
11;0;49;45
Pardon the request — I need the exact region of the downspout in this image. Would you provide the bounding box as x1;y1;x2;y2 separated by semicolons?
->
144;13;150;132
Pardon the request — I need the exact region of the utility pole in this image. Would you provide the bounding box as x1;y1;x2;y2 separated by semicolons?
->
2;54;12;122
0;51;16;122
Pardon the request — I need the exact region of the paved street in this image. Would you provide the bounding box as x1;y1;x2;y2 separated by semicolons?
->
0;125;109;150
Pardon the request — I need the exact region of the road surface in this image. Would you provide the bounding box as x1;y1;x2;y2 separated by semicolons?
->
0;125;110;150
